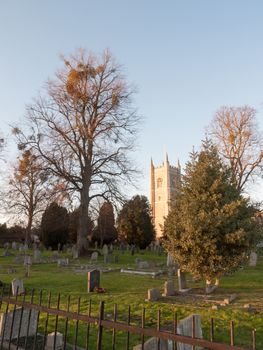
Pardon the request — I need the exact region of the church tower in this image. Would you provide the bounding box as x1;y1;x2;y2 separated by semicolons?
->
150;154;181;238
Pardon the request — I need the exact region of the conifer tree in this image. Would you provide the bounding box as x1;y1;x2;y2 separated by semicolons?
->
117;195;155;248
163;140;262;287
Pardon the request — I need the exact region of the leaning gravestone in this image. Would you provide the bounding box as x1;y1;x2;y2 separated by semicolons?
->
12;279;24;296
249;252;258;267
177;314;203;350
87;269;100;292
0;308;38;340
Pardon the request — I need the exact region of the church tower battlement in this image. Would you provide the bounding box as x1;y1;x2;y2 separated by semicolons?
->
150;154;181;238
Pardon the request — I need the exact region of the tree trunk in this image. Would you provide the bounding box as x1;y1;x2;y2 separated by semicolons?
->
25;213;33;244
77;187;90;255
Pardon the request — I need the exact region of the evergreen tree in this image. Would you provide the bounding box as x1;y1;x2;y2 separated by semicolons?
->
163;140;262;286
117;195;155;248
41;202;69;249
93;202;117;246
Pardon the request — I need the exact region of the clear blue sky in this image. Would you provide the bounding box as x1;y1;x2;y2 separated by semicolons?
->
0;0;263;200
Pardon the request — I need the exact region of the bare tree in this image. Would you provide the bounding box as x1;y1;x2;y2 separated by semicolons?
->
13;49;140;253
5;150;51;243
209;105;263;192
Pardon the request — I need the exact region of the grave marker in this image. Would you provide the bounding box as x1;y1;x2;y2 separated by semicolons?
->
12;279;24;296
87;269;100;292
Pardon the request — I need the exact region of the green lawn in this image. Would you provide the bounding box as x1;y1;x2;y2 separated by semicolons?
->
0;248;262;349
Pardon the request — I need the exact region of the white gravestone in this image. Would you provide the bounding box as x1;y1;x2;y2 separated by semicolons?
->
12;279;24;296
249;252;258;267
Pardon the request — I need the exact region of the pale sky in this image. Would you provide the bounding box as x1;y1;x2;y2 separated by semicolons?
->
0;0;263;205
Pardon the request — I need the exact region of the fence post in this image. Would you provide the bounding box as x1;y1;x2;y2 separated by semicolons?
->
96;301;104;350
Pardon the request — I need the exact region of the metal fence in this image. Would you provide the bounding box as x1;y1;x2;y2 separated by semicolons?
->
0;287;257;350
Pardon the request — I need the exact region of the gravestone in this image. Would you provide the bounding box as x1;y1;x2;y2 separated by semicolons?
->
4;242;10;249
33;249;42;262
24;255;32;266
102;244;109;256
46;331;64;349
57;258;69;266
0;308;38;340
163;281;174;296
2;249;11;257
167;253;174;267
146;288;160;301
249;252;258;267
138;261;150;269
104;254;109;263
12;279;24;296
91;251;98;262
177;269;187;291
177;314;203;350
72;246;79;259
11;242;17;250
87;269;100;292
19;244;24;252
114;255;119;263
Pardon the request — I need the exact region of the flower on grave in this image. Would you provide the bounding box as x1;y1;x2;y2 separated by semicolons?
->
94;286;106;293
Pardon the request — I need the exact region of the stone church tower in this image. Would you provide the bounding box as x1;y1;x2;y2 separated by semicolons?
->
150;154;181;238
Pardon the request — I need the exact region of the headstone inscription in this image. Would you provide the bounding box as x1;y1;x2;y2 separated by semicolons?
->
87;269;100;292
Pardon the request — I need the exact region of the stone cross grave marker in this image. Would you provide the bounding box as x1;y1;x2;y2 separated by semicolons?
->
12;279;24;296
87;269;100;292
0;308;38;340
177;314;203;350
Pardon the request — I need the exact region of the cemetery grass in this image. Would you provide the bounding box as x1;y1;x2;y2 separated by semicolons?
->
0;249;262;348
